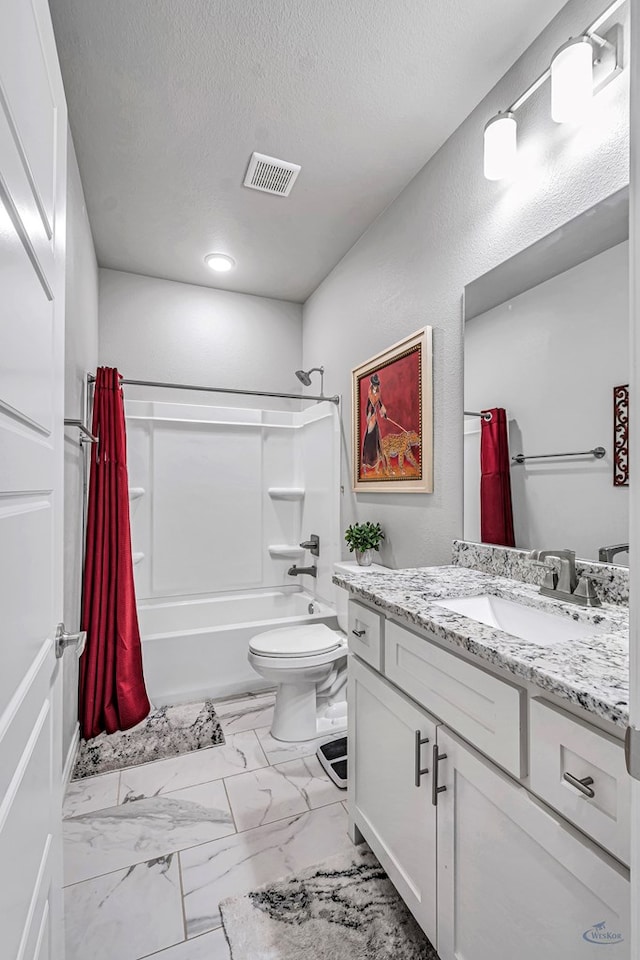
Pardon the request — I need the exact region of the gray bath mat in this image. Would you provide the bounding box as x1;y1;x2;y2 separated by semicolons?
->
220;846;439;960
72;699;225;778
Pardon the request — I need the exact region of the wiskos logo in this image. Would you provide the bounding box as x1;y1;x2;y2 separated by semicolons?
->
583;921;624;945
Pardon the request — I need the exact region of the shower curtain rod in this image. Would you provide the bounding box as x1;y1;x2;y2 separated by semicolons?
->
87;374;340;406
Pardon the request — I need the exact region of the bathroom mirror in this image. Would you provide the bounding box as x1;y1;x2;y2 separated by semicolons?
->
463;187;629;566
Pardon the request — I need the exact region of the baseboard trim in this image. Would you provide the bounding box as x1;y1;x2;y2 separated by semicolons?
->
62;723;80;787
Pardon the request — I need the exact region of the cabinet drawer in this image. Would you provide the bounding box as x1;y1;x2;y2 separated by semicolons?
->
348;599;383;671
529;699;630;865
385;620;525;777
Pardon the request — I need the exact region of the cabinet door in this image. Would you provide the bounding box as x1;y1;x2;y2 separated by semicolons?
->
348;656;438;942
437;727;630;960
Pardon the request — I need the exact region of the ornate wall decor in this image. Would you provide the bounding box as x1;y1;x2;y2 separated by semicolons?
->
352;327;433;493
613;384;629;487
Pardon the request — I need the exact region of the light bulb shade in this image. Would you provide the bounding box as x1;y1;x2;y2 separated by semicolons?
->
483;112;517;181
551;36;593;123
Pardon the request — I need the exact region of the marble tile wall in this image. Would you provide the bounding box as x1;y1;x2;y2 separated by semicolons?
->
62;692;352;960
452;539;629;606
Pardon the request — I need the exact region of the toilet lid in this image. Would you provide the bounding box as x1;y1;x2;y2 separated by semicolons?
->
249;623;342;658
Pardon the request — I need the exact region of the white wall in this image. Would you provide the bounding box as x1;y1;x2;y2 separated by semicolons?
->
63;133;99;760
99;268;303;402
464;241;629;562
302;0;630;569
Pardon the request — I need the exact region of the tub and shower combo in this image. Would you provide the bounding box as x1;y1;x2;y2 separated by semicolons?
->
138;589;338;704
121;377;345;736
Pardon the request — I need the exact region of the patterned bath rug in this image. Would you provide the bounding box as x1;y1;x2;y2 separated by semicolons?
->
72;698;225;778
220;846;439;960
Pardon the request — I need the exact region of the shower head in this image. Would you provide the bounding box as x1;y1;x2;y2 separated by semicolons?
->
295;366;325;394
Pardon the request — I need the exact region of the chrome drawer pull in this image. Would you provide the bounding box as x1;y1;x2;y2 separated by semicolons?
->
563;772;595;798
352;628;366;638
414;730;430;787
432;744;448;805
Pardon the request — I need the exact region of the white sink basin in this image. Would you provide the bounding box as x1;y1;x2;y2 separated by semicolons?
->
432;594;607;647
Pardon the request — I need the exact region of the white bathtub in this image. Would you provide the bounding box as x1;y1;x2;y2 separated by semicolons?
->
138;589;339;705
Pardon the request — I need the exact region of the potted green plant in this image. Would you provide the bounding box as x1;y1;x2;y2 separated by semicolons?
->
344;521;385;567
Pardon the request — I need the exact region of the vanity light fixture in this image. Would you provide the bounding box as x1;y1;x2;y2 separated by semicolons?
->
551;36;594;123
483;0;624;181
204;253;236;272
483;112;517;181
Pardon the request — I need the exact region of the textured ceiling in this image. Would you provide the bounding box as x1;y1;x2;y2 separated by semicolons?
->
50;0;567;302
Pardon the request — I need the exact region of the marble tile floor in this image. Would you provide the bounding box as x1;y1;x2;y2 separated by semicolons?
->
63;691;353;960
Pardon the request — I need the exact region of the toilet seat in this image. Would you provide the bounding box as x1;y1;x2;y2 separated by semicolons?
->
248;645;346;672
248;623;347;742
249;623;341;658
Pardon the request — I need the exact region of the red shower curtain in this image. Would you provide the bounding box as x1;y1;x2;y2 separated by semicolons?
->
480;407;516;548
79;368;150;740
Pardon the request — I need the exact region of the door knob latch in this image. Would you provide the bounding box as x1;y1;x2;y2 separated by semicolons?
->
55;623;87;659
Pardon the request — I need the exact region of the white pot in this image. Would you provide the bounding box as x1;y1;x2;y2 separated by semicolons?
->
355;549;373;567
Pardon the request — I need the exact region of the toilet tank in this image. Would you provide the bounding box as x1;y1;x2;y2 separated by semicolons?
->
333;561;387;632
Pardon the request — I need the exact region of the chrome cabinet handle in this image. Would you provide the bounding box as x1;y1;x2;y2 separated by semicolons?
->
352;628;366;638
55;622;87;659
414;730;430;787
563;772;595;798
432;744;448;805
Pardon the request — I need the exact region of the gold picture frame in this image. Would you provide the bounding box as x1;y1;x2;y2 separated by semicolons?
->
352;327;433;493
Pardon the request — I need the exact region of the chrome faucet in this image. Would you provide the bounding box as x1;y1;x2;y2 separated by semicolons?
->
598;543;629;563
288;564;317;578
527;549;602;607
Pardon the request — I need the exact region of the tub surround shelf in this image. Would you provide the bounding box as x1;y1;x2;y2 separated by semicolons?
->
333;565;629;727
267;487;305;500
129;487;145;501
268;545;306;559
133;552;145;565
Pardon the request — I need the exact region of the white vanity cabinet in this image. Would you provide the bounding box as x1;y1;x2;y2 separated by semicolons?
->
345;596;631;960
349;656;439;944
437;726;630;960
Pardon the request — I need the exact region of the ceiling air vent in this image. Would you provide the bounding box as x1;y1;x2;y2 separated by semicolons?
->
243;152;301;197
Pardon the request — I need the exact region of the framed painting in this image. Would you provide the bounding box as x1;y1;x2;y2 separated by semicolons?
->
352;327;433;493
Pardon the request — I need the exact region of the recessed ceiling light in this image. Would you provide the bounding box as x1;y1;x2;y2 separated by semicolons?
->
205;253;236;272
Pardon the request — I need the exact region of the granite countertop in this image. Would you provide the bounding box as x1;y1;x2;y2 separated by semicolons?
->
333;565;629;728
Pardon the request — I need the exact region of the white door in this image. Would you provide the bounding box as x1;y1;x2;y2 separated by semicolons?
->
0;1;68;958
348;656;438;943
437;726;630;960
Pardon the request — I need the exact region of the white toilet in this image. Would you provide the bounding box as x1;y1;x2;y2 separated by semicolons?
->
248;622;347;741
248;563;384;742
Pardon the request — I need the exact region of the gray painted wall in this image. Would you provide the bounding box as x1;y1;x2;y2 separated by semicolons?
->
63;132;99;762
98;269;303;400
302;0;630;569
